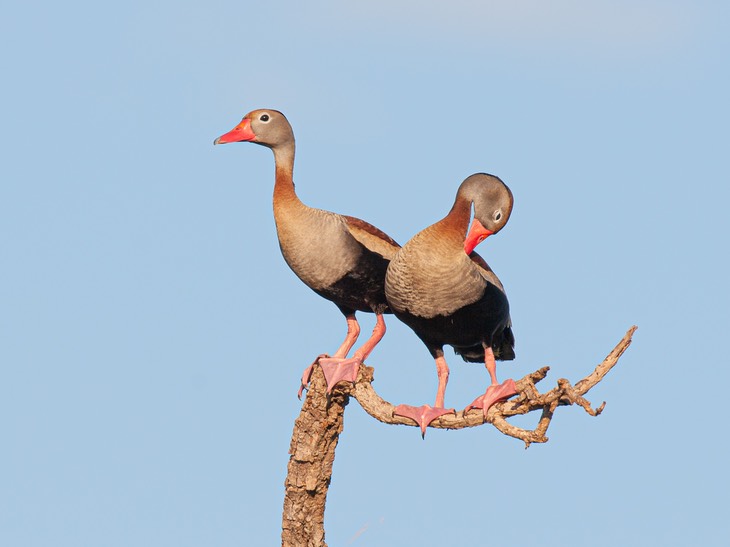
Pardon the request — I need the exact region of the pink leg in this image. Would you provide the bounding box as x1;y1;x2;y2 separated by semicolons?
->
305;313;375;396
298;314;361;398
321;313;387;394
299;314;388;397
485;345;499;385
464;346;517;417
394;354;454;437
352;313;386;362
332;314;361;359
434;355;450;408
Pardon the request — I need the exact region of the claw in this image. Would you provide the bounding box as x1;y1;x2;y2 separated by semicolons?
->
298;354;330;399
464;379;518;418
318;356;362;393
394;404;455;438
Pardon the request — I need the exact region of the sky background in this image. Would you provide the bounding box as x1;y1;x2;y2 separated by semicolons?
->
2;1;729;545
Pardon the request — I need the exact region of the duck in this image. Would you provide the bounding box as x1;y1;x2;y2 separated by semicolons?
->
214;109;400;395
384;173;517;434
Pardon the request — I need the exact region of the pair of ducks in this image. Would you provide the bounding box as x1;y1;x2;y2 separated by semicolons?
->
215;109;517;434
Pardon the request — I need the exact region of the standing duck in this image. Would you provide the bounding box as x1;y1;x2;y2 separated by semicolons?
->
384;173;517;434
215;109;400;395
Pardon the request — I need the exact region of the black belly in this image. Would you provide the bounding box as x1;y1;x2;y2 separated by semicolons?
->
313;251;392;315
394;283;514;362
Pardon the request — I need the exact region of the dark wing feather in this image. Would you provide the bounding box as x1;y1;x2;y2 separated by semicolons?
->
342;215;400;260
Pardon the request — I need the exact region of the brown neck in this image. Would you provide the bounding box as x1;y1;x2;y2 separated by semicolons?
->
272;144;299;204
437;195;471;239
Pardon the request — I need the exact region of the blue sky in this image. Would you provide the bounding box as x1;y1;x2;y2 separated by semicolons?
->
2;1;729;545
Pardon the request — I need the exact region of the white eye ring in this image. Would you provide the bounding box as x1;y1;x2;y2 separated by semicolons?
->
494;210;502;221
260;113;271;122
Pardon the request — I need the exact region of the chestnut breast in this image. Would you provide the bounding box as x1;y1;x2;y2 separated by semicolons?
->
385;223;491;319
274;202;362;291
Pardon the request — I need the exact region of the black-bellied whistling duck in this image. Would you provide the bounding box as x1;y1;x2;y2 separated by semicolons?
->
214;109;400;395
384;173;517;435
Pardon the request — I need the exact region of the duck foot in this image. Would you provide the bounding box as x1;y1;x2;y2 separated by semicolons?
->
394;404;455;438
464;379;518;418
298;354;330;399
318;356;362;393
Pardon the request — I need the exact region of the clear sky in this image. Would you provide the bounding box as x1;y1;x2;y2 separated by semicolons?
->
2;1;729;546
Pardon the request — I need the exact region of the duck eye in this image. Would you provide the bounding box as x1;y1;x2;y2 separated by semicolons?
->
260;113;270;122
494;210;502;221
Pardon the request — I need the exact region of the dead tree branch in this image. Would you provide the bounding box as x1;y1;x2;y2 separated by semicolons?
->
282;326;636;546
352;325;637;447
282;362;350;547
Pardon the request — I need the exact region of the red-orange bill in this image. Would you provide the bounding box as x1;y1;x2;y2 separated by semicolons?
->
464;219;493;254
214;118;256;145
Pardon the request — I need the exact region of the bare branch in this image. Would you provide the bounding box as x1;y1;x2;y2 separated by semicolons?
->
350;325;637;447
282;326;637;545
282;367;349;547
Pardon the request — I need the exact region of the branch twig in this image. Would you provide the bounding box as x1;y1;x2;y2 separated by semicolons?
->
351;325;637;447
281;326;637;545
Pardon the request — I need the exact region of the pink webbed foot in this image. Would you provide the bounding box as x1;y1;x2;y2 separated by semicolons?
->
298;354;330;399
394;404;455;438
318;356;362;393
464;379;518;418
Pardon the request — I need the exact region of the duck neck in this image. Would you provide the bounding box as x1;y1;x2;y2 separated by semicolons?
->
440;197;472;239
272;143;299;204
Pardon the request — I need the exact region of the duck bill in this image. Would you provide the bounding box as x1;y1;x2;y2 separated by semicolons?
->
464;219;493;254
214;118;256;145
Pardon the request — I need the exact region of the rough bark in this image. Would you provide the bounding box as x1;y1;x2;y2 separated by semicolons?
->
281;326;637;546
353;325;638;447
281;363;349;547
